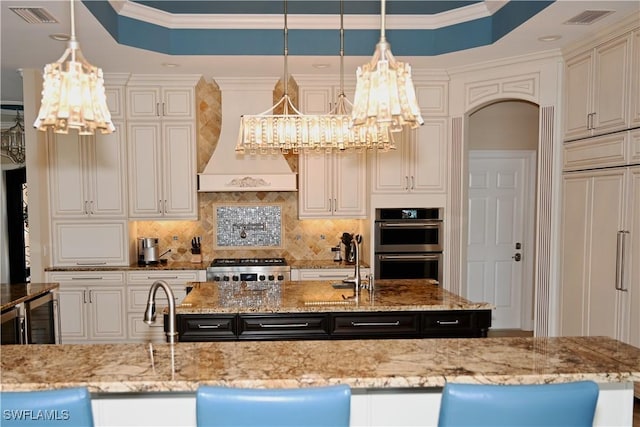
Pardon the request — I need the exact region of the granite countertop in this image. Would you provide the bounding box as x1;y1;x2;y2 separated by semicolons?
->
45;260;369;272
1;336;639;393
288;260;370;269
45;261;209;272
0;283;60;312
177;279;491;314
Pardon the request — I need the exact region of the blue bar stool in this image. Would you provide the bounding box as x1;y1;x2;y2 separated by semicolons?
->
196;384;351;427
0;387;94;426
437;381;599;427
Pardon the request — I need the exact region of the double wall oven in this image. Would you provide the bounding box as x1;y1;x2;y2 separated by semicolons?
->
374;208;443;283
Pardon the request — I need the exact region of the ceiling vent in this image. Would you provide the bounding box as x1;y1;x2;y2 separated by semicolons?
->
564;10;614;25
9;7;58;24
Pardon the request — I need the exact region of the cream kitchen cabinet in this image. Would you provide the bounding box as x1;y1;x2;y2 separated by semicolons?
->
559;166;639;345
127;121;197;219
126;271;197;343
47;272;127;343
631;29;640;127
290;267;370;281
370;118;448;194
126;85;194;120
48;121;127;219
298;149;367;218
563;32;633;141
51;220;131;267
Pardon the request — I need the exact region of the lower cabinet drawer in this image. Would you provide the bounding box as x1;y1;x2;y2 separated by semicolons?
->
238;314;329;340
331;313;420;338
422;312;479;337
177;315;237;341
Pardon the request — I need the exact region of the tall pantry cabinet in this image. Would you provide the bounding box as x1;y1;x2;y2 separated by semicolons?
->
126;75;199;219
559;23;640;348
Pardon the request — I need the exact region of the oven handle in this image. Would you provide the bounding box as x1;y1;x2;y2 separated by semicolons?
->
378;254;441;261
378;222;441;228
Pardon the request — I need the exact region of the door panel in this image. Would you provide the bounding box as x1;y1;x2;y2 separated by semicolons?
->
468;151;535;329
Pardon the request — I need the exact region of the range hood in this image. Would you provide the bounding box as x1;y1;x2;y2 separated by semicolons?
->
198;78;297;192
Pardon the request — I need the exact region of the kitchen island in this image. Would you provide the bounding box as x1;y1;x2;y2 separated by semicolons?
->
175;279;493;340
1;336;639;426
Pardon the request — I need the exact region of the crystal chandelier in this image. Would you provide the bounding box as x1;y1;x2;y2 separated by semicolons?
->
33;0;114;135
313;0;396;151
236;0;339;154
1;109;26;164
351;0;423;134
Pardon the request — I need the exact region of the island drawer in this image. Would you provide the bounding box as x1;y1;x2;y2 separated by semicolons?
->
238;314;329;340
177;314;237;341
422;311;490;337
330;312;420;338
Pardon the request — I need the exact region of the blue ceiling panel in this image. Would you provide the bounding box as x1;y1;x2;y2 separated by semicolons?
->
82;0;555;57
129;1;482;15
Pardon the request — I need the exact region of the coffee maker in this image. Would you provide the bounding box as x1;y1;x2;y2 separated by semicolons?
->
138;237;161;265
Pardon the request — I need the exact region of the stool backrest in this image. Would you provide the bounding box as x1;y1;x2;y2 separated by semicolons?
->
438;381;599;427
196;385;351;427
1;387;94;427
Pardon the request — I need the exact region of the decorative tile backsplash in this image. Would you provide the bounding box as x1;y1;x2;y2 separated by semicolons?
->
216;205;282;247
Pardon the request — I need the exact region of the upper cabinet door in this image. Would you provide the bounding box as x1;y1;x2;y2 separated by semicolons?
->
333;150;367;217
592;35;631;134
89;122;127;218
162;122;197;218
48;132;87;217
564;51;593;141
411;119;448;193
298;151;333;217
48;125;127;219
564;33;632;141
126;87;162;119
126;86;194;120
127;122;163;218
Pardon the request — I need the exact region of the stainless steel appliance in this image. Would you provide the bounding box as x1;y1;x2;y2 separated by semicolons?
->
206;258;290;283
24;291;57;344
1;306;22;344
374;208;443;283
0;292;57;345
138;237;161;265
374;208;443;252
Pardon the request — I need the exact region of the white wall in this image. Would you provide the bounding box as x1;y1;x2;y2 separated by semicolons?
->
469;101;539;150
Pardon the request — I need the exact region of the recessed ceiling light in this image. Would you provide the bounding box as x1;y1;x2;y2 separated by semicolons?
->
50;33;70;41
312;63;331;69
162;62;180;68
538;35;561;42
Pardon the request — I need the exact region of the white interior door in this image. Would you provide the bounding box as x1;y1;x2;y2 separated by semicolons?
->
467;151;535;329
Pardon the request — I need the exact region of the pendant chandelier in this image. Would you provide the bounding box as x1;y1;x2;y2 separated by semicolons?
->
350;0;423;134
236;0;352;154
33;0;114;135
313;0;396;151
1;109;26;164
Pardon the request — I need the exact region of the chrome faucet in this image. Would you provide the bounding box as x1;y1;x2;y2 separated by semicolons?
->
143;280;178;344
342;234;363;302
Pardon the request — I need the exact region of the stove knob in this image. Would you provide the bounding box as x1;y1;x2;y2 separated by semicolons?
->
259;275;266;281
277;274;284;281
268;275;275;281
232;275;239;282
213;275;221;282
223;275;230;282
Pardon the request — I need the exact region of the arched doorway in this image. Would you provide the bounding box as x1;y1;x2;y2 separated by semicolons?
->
466;100;539;331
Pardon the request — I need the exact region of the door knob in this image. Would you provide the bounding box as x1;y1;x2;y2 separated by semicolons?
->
512;253;522;262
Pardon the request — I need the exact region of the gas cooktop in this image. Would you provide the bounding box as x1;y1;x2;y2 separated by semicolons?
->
207;258;290;282
210;258;287;267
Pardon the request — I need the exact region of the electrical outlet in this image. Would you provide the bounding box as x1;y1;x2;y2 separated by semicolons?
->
173;236;178;241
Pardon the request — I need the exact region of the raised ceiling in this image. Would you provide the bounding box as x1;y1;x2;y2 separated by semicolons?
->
1;0;639;105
